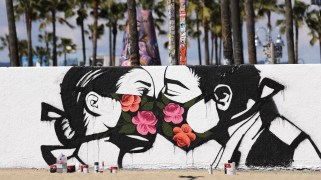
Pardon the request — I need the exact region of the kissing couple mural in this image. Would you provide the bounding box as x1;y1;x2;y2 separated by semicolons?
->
40;65;321;168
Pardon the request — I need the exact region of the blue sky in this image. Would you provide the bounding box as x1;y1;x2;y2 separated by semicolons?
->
0;0;320;65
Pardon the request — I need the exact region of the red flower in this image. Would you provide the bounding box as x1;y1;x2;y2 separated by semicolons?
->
173;124;196;147
121;95;141;112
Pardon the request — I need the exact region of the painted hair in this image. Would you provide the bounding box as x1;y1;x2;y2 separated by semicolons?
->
60;67;132;138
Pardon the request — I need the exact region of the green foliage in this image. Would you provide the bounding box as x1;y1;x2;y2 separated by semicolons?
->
140;96;148;106
275;0;309;35
122;112;132;123
119;124;136;134
110;93;121;100
162;94;170;105
196;131;213;138
162;122;174;137
306;9;321;46
142;102;154;111
156;102;166;110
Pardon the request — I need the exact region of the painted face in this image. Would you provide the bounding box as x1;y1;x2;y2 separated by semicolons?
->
116;68;155;97
154;66;220;151
107;68;158;154
163;66;202;104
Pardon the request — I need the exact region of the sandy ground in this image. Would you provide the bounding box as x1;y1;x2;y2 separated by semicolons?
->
0;169;321;180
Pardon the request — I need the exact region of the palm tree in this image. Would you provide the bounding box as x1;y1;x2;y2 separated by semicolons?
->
1;35;29;65
221;0;233;64
230;0;244;64
101;0;126;66
91;0;100;66
284;0;295;64
203;0;212;65
38;0;75;66
76;0;88;66
187;0;202;65
127;0;140;66
207;1;221;65
276;0;309;64
306;9;321;63
14;0;39;66
58;38;77;66
33;46;47;66
5;0;20;66
0;35;9;54
38;31;53;63
18;39;28;64
255;0;279;32
244;0;257;64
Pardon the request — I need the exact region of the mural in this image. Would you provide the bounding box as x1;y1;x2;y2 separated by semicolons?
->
41;65;321;169
119;10;161;66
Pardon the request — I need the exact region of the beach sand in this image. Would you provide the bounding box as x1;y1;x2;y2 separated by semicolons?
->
1;169;321;180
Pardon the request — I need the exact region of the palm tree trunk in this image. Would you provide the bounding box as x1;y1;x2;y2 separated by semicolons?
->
109;25;112;66
92;0;99;66
80;3;86;66
112;21;117;66
204;20;210;65
267;11;271;32
5;0;19;66
215;35;219;65
64;51;67;66
221;0;234;64
219;37;222;65
230;0;243;64
244;0;256;64
285;0;295;64
52;10;57;66
295;21;299;64
127;0;140;66
211;34;214;65
25;5;33;66
196;13;202;65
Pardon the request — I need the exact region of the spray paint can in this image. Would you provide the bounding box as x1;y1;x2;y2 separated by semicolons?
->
50;165;56;173
100;161;104;172
208;165;213;174
82;165;89;173
75;162;81;172
224;161;236;175
110;166;118;174
94;162;99;173
67;165;75;173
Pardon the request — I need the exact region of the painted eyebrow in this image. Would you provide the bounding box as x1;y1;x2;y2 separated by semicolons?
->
135;80;151;87
164;78;190;90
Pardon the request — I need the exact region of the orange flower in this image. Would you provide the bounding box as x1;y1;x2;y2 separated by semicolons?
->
173;124;196;147
121;95;141;112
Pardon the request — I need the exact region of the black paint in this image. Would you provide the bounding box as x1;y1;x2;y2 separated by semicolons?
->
41;65;321;168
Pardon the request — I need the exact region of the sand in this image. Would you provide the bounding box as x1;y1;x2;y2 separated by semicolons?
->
0;169;321;180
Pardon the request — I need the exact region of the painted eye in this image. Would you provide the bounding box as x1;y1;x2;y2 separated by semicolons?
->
137;88;149;95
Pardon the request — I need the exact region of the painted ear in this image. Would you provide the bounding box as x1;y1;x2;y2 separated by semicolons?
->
258;78;284;100
85;91;102;115
214;84;233;111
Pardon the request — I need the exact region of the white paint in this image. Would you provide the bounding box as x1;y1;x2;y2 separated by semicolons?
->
0;65;321;169
187;99;219;133
269;117;301;145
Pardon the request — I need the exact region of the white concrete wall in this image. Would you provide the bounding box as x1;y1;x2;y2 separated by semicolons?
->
0;65;321;169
